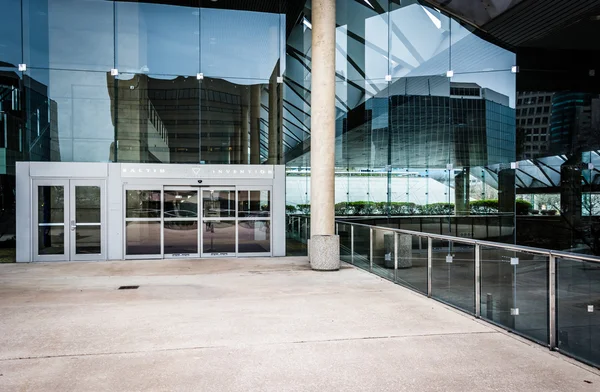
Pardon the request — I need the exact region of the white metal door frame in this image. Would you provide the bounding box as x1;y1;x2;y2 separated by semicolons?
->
32;179;106;262
235;186;273;257
69;179;107;261
163;186;200;258
32;179;69;262
200;187;237;258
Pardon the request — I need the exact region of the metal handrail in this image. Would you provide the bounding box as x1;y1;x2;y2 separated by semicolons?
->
288;214;600;366
335;219;600;263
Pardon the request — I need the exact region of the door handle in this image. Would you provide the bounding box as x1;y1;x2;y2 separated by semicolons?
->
70;220;77;231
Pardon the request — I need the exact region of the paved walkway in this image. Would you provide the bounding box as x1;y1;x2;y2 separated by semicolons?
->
0;257;598;392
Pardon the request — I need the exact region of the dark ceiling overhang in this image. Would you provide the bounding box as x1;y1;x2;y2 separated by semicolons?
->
423;0;600;51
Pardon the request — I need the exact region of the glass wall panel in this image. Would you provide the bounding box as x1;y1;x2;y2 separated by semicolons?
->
115;0;199;76
25;68;114;163
0;0;22;67
200;5;283;81
114;73;199;164
23;0;114;71
389;2;450;77
238;220;270;253
450;19;515;73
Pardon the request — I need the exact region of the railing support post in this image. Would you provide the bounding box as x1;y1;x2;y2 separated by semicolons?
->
369;227;374;271
549;254;556;350
394;232;398;282
427;237;432;298
475;243;481;318
350;225;354;265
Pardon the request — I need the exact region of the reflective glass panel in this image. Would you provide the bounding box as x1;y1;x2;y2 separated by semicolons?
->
202;190;235;218
38;226;64;255
164;191;198;218
126;221;161;255
25;68;114;163
116;1;199;76
75;186;100;223
0;0;22;67
557;257;600;368
126;190;161;218
115;73;200;164
238;190;270;217
203;220;235;254
38;185;64;224
201;7;283;81
23;0;114;71
75;226;101;254
395;235;428;295
371;229;395;281
481;247;549;344
431;240;475;314
238;220;270;253
164;221;198;255
200;80;276;165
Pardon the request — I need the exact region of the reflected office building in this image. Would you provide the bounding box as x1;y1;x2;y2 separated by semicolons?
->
0;0;599;259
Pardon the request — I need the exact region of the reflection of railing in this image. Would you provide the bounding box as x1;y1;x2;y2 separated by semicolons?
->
286;214;600;368
147;100;169;146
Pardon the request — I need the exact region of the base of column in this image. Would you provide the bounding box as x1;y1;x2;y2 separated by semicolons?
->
310;235;340;271
307;239;311;262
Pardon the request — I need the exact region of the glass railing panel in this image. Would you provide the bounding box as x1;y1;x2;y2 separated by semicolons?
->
352;225;371;271
480;247;548;344
431;239;476;314
299;217;309;244
395;234;428;295
557;257;600;367
371;228;395;281
338;223;352;264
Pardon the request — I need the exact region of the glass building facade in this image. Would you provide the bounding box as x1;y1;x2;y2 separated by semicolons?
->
1;0;598;257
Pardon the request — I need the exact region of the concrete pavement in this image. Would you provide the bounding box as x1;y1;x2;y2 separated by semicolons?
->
0;257;598;391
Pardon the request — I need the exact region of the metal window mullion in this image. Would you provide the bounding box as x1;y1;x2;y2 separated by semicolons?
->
549;254;556;350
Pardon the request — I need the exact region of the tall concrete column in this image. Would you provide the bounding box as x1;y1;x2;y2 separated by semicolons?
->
310;0;339;271
240;106;249;164
250;85;261;164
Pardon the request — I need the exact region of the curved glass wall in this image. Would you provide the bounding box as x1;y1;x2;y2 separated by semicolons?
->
284;0;519;252
0;0;596;257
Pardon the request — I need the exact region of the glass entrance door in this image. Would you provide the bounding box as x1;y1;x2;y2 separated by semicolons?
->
163;187;199;257
201;188;236;257
34;179;106;261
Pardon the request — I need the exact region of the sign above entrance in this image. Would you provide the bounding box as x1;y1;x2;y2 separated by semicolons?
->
120;164;275;179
